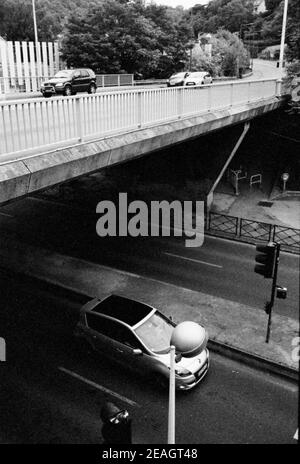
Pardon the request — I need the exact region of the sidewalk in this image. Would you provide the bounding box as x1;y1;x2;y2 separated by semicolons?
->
212;183;300;230
0;234;298;375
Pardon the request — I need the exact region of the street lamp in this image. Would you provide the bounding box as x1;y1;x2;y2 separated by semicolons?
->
32;0;38;44
187;43;194;72
168;321;208;444
278;0;289;72
32;0;42;79
281;172;289;192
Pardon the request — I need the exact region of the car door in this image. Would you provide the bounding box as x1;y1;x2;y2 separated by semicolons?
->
85;313;143;368
72;70;82;92
111;323;152;373
85;313;116;359
204;73;212;84
80;69;90;92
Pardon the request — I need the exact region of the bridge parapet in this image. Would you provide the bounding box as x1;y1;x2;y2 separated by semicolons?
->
0;78;282;164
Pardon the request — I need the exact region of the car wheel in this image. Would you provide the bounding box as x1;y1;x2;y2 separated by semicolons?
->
64;85;72;97
88;84;97;94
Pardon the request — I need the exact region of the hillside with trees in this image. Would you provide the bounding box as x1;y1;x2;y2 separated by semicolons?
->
0;0;299;77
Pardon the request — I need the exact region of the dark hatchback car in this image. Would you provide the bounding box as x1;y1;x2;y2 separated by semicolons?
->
41;69;97;97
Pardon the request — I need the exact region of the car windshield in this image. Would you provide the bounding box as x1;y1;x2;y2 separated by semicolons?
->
171;73;185;78
135;313;173;354
54;70;73;78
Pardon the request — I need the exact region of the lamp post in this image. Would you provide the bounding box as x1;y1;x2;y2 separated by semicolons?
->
32;0;42;80
279;0;289;72
187;43;194;72
32;0;38;44
168;321;208;444
281;172;289;192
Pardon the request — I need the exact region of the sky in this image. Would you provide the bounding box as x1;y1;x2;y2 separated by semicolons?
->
150;0;210;9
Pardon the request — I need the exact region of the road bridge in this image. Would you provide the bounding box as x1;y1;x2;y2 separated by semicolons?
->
0;78;286;204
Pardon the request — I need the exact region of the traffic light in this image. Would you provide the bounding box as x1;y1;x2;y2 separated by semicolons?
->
254;242;277;278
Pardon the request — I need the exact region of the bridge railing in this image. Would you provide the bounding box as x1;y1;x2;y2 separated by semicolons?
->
0;78;281;162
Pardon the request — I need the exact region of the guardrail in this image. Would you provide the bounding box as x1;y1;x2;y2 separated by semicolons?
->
206;212;300;253
0;78;281;162
96;74;134;87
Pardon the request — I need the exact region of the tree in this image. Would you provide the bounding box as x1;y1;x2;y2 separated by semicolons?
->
61;0;193;78
188;0;255;37
191;29;249;77
0;0;94;41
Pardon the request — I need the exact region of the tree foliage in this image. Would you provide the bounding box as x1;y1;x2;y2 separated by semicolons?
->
0;0;94;41
191;29;249;77
187;0;255;37
61;0;193;78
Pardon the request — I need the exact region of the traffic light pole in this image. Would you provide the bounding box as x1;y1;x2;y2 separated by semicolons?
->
266;243;280;343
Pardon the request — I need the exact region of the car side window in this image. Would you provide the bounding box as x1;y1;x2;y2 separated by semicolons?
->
86;313;116;336
80;70;89;78
86;314;143;349
114;325;143;349
73;71;80;79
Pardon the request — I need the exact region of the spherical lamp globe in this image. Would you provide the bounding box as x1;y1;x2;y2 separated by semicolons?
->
170;321;207;358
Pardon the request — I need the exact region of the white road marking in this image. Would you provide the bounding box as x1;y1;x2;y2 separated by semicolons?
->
58;366;140;407
294;428;298;440
0;211;14;217
163;251;223;269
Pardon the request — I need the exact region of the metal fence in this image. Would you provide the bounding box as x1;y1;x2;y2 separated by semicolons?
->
206;212;300;253
96;74;134;87
240;219;272;241
0;40;60;93
208;213;239;236
0;78;281;162
273;225;300;250
0;76;46;94
0;74;134;94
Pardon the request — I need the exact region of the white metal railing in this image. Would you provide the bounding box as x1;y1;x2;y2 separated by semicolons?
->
0;76;48;94
0;78;281;162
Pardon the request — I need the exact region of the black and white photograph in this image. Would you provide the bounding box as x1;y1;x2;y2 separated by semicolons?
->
0;0;299;451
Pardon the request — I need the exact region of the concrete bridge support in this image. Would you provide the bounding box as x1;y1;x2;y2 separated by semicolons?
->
206;122;250;211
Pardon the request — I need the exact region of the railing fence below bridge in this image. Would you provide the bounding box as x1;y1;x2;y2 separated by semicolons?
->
206;212;300;253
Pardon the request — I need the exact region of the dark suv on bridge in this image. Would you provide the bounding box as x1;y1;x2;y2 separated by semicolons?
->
41;69;97;97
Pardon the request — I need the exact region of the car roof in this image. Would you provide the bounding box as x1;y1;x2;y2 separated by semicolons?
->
90;295;154;327
171;72;187;77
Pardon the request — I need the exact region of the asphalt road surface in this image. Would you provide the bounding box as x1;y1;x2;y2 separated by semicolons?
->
0;273;297;444
0;196;298;320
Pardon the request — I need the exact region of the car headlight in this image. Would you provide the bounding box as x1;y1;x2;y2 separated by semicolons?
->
175;367;191;377
41;83;45;88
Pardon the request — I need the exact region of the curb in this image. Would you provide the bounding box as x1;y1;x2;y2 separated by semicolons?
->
208;339;298;383
2;263;297;383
